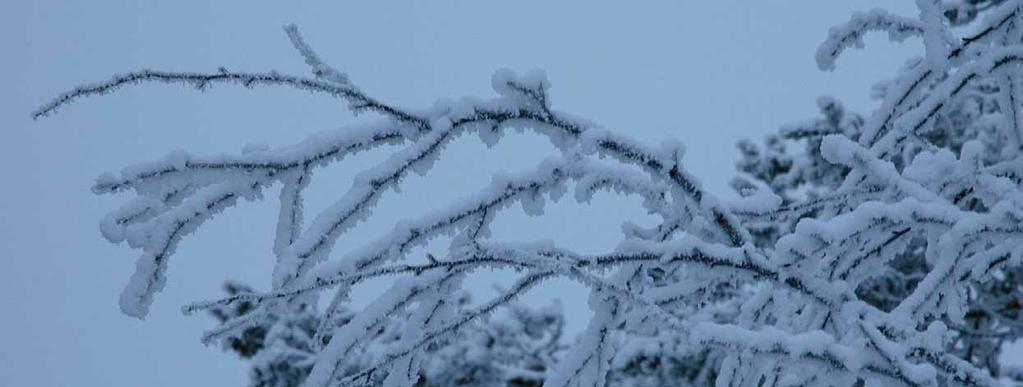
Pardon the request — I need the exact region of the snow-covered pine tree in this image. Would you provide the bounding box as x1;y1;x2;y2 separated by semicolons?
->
208;282;564;386
592;2;1023;384
36;1;1023;385
733;2;1023;380
735;94;1023;379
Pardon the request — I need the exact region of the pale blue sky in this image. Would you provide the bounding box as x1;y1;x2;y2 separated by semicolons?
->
1;1;918;386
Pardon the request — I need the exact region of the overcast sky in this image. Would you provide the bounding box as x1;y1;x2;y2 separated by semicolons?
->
0;1;920;386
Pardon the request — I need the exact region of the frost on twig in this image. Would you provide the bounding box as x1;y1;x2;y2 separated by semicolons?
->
37;5;1023;385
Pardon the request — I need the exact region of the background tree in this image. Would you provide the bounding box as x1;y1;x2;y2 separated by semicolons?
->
209;282;564;387
36;1;1023;386
734;2;1023;378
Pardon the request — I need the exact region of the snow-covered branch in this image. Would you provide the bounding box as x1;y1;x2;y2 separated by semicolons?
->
38;4;1023;384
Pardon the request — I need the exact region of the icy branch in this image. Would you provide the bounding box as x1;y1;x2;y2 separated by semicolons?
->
37;7;1023;385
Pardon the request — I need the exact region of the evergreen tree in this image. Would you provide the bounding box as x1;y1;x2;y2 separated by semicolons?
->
210;282;564;386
